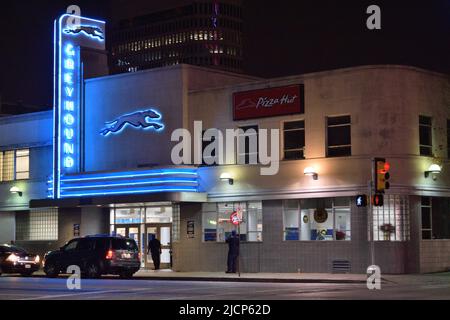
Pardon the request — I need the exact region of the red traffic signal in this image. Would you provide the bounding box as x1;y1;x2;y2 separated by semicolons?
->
374;158;390;193
372;194;384;207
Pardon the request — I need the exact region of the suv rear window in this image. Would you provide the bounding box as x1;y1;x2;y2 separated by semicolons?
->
2;245;26;254
112;238;138;251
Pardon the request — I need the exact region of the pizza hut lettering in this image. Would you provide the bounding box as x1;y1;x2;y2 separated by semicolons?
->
233;84;304;121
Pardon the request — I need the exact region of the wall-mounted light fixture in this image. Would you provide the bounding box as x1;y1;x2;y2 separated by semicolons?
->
424;164;442;180
9;186;23;197
304;167;318;180
220;172;234;185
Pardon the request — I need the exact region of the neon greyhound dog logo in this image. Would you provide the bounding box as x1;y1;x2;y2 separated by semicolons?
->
64;26;105;40
100;109;164;136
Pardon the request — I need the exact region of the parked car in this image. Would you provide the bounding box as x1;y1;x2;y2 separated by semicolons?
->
43;235;140;279
0;244;40;276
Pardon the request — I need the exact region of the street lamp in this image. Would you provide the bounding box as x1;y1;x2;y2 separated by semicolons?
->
220;172;234;185
424;164;442;180
9;186;23;197
304;167;318;180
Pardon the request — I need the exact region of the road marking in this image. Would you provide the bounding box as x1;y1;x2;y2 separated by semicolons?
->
19;287;153;300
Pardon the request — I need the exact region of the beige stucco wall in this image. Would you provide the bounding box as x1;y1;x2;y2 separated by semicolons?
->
188;65;450;200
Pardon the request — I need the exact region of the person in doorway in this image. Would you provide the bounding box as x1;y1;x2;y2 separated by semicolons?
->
225;230;240;273
148;234;162;270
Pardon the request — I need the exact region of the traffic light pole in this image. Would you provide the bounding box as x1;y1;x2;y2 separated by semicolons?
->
368;180;375;267
369;158;376;267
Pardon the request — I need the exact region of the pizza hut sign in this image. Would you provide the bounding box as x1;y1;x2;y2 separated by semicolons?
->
233;84;304;121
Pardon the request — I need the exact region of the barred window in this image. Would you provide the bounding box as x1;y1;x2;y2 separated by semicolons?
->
202;201;263;242
372;195;410;241
16;209;58;241
421;197;432;239
0;149;29;181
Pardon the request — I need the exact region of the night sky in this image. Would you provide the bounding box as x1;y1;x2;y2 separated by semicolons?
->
1;0;449;108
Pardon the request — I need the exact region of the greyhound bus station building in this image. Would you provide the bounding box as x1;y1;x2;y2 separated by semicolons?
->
0;16;450;275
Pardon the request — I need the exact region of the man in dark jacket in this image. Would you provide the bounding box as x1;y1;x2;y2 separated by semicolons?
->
148;234;162;270
226;230;240;273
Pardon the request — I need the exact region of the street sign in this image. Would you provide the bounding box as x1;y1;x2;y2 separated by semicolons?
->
356;195;368;207
230;211;241;225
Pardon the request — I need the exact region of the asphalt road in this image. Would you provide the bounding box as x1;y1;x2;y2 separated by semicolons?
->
1;275;450;300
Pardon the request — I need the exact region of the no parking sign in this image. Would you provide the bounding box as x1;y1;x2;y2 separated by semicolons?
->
230;211;241;225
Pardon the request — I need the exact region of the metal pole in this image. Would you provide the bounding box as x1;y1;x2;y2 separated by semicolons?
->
238;222;241;277
368;180;375;266
369;158;375;267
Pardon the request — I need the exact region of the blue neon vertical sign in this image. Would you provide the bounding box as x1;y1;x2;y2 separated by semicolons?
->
53;14;105;198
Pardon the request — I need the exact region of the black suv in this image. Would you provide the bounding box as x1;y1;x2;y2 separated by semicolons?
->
43;235;140;278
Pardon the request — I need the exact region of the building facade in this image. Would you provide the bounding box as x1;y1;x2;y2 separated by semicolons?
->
109;0;243;74
0;64;449;274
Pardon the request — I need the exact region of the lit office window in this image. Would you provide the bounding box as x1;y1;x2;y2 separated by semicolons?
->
419;115;432;156
372;195;410;241
202;202;263;242
0;149;29;181
283;198;351;241
15;149;29;179
16;209;58;241
283;120;305;160
327;116;351;157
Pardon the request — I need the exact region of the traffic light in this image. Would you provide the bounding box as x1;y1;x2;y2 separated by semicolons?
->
356;195;368;207
372;194;384;207
374;158;390;193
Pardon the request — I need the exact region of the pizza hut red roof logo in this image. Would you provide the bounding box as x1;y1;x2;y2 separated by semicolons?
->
233;84;304;121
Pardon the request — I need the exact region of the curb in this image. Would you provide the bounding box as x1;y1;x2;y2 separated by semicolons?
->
18;273;367;284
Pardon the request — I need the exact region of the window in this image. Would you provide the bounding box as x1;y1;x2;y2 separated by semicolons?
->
447;120;450;158
64;239;79;251
0;149;30;181
283;120;305;160
15;149;29;180
421;197;432;239
15;208;58;241
202;202;263;242
77;238;95;251
237;125;258;164
419;115;432;156
372;195;410;241
283;197;351;241
421;197;450;239
327;116;351;157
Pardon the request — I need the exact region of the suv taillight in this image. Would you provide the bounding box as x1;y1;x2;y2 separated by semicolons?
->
106;250;114;260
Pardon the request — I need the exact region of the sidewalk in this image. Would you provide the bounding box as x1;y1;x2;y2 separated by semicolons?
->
32;269;368;283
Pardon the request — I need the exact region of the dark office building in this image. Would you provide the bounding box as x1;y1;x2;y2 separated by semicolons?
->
109;0;243;74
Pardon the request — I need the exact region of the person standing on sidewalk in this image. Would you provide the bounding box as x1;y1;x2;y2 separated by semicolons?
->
148;234;162;270
225;230;240;273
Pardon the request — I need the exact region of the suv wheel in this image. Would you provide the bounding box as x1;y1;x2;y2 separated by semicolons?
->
44;262;59;278
85;263;101;279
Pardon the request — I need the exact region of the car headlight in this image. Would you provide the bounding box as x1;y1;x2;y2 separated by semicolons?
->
34;255;40;263
6;254;20;263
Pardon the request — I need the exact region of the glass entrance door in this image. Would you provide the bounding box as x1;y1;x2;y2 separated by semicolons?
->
145;224;172;269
